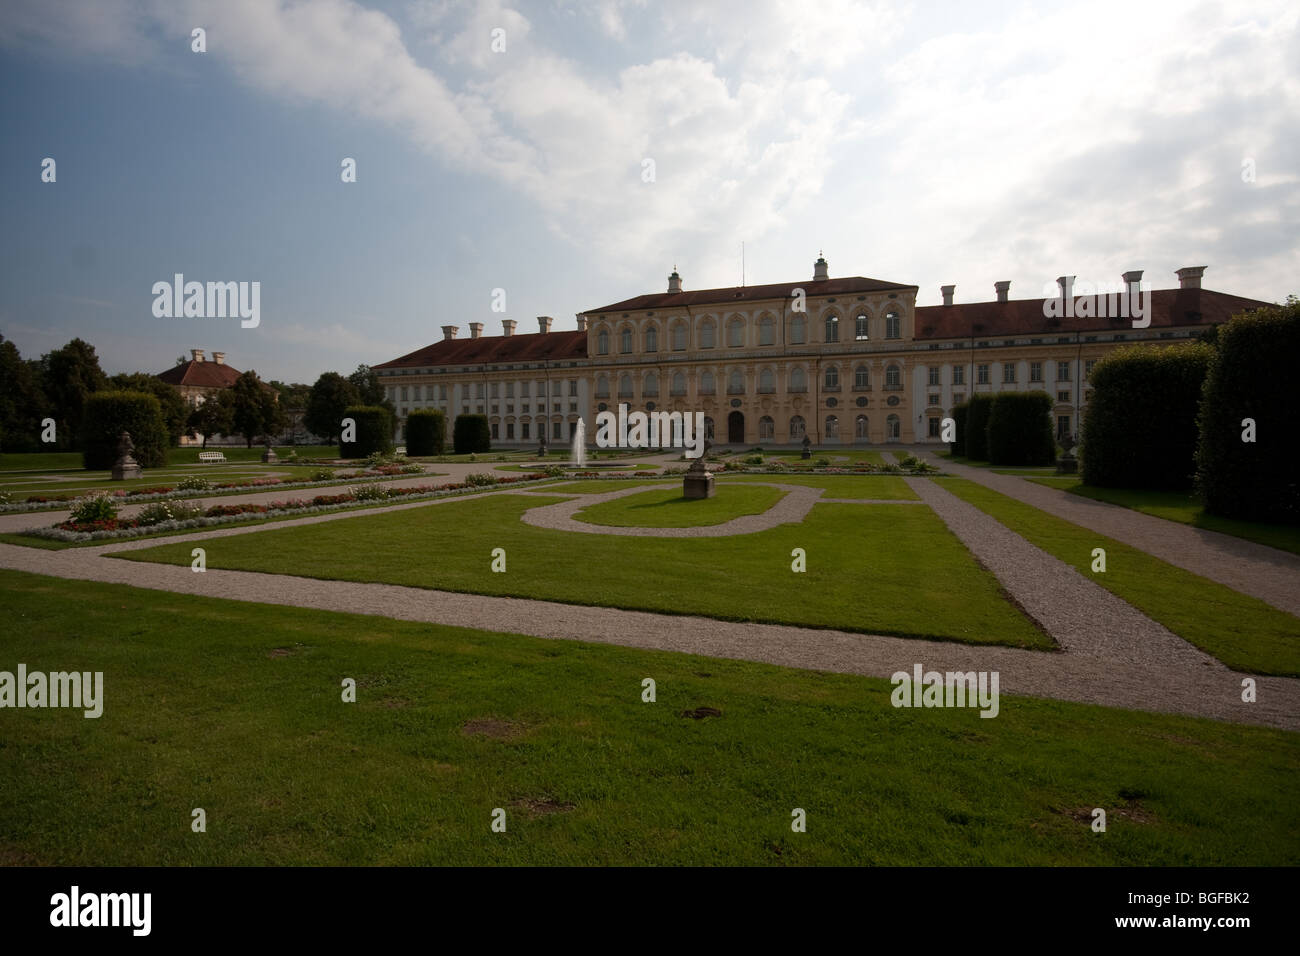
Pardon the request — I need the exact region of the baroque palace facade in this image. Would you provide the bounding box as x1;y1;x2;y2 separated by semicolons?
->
373;256;1269;448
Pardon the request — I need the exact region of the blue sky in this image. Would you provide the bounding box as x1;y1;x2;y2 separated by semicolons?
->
2;0;1296;383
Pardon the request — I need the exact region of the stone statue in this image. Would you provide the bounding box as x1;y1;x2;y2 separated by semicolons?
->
111;431;142;480
683;439;715;498
801;435;812;460
261;434;278;463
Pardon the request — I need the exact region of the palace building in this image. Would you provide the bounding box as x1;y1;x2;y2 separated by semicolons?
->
373;257;1270;448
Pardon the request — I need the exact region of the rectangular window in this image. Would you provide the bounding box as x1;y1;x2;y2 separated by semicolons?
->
553;421;563;439
1057;415;1071;439
1085;359;1097;379
521;382;530;397
1057;361;1071;381
522;423;529;439
1002;363;1016;384
856;315;869;340
928;417;941;437
952;366;965;386
977;364;990;385
952;392;965;404
569;380;577;396
506;423;514;439
490;383;499;398
1058;390;1071;402
928;393;940;407
886;314;900;339
506;382;514;398
400;386;409;402
1030;361;1043;383
490;423;499;439
928;367;940;386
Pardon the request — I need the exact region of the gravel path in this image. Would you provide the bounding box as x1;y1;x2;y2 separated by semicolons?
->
912;448;1300;617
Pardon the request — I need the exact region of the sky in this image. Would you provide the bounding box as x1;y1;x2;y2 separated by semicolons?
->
1;0;1296;384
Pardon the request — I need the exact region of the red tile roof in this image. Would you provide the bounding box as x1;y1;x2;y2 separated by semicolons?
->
914;288;1273;339
374;330;588;370
585;276;917;314
156;359;243;388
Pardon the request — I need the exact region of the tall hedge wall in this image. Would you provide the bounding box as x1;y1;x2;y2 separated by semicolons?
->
453;414;491;454
964;394;994;461
1081;342;1213;490
987;391;1056;466
81;390;169;470
949;402;969;457
404;408;446;456
339;405;394;459
1196;300;1300;523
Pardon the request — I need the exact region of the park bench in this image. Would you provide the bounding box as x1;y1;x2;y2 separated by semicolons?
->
198;451;227;463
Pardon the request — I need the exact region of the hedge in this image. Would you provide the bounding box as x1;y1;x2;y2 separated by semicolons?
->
404;408;446;456
964;394;994;461
949;402;969;457
987;391;1056;466
339;405;394;459
81;391;169;470
1196;300;1300;523
453;414;491;454
1081;342;1212;490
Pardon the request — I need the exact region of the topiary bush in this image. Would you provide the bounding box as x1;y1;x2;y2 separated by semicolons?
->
339;405;394;459
950;402;969;457
81;391;169;470
1082;342;1213;490
987;391;1056;466
964;394;994;461
405;408;446;456
1196;299;1300;523
453;414;491;454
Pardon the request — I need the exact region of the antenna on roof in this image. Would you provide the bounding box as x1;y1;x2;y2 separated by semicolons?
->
741;242;745;288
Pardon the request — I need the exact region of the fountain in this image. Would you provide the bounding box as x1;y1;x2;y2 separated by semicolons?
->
571;417;587;468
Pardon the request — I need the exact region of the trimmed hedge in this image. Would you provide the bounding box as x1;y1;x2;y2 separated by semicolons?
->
987;391;1056;466
949;402;969;457
404;408;446;456
81;391;168;470
964;394;994;461
1196;300;1300;523
1081;342;1212;490
453;414;491;454
339;405;394;459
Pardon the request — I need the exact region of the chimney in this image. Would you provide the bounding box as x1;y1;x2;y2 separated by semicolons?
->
191;349;205;363
575;315;588;332
1057;275;1076;302
1121;270;1143;296
469;322;484;339
940;285;955;307
994;281;1010;304
501;319;516;337
813;254;829;281
212;351;225;365
667;269;682;293
441;325;459;341
538;316;553;333
1176;266;1206;289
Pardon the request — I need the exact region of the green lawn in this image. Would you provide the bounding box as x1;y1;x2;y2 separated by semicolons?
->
548;479;676;494
938;478;1300;675
493;463;639;473
117;491;1049;647
747;449;889;467
575;485;786;527
1;569;1294;866
1027;477;1300;557
719;475;919;499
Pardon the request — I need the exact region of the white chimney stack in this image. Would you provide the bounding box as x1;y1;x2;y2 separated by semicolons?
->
212;351;225;365
501;319;516;337
1176;266;1206;289
575;315;588;331
469;322;484;339
538;316;553;333
191;349;205;363
994;281;1010;304
940;285;955;307
442;325;458;341
1122;270;1143;295
667;269;682;293
1057;275;1076;302
813;254;829;281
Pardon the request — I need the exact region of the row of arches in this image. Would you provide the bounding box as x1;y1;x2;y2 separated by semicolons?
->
593;363;905;399
727;412;903;443
593;308;903;355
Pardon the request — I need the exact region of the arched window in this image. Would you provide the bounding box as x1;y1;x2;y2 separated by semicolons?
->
727;318;744;347
886;364;901;388
700;320;716;348
759;368;775;393
790;316;806;344
671;372;686;396
595;374;610;398
759;316;774;345
700;371;716;395
825;415;839;439
825;314;839;343
645;327;658;352
620;327;633;353
886;413;901;440
855;313;869;340
597;329;609;355
790;367;807;393
759;416;774;440
886;310;901;339
855;365;870;389
644;372;659;397
824;366;839;389
727;369;745;394
855;414;869;439
618;374;633;398
672;323;686;350
789;415;806;441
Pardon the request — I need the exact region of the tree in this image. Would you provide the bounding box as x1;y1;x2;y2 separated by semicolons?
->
305;372;360;442
110;372;188;447
0;334;50;452
43;338;107;449
82;391;168;469
186;391;234;447
349;364;396;429
229;370;277;447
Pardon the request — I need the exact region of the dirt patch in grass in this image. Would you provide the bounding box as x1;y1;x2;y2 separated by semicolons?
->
1056;797;1156;826
679;706;722;719
461;717;521;739
267;643;309;659
511;796;575;817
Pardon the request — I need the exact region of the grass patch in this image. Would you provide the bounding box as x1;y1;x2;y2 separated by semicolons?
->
575;485;786;528
118;492;1047;647
718;475;919;499
547;479;676;494
0;569;1294;865
938;478;1300;675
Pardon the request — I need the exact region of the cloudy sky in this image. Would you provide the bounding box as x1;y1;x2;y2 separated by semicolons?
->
1;0;1296;383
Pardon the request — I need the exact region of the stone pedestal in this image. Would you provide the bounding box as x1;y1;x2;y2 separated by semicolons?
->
1055;455;1078;474
110;430;142;480
683;470;715;499
801;435;812;460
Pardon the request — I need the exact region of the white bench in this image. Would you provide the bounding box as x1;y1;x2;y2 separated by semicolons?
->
198;451;227;463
